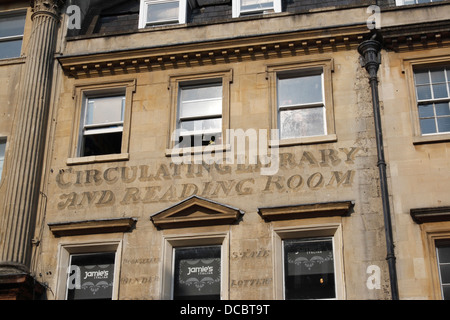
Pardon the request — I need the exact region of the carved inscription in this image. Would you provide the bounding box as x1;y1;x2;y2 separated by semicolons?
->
55;148;362;210
231;249;270;260
230;278;272;288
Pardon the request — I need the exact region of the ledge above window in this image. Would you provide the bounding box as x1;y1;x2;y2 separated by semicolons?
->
411;206;450;224
48;217;137;237
258;200;354;222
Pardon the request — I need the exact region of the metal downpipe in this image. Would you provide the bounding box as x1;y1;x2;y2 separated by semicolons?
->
358;34;399;300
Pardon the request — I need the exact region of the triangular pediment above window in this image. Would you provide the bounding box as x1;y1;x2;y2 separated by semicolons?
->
150;196;244;229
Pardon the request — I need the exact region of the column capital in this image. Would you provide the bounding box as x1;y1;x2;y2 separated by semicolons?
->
30;0;66;18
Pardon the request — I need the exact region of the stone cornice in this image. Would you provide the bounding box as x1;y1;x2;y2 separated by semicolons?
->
58;25;370;79
48;217;137;237
258;201;354;221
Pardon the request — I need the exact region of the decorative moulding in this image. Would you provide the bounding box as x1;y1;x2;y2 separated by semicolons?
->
410;206;450;224
48;217;137;237
258;200;354;221
150;195;244;229
58;25;370;79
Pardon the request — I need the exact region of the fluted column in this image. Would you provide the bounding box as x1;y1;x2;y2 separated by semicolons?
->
0;0;65;273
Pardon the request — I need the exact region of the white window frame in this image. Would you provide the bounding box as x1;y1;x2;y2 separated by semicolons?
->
79;93;126;157
267;59;336;147
68;79;135;165
232;0;281;18
160;232;230;300
277;69;326;140
167;69;233;155
55;240;123;300
139;0;188;28
0;137;6;182
395;0;438;5
413;65;450;136
0;10;26;60
272;223;345;300
176;80;223;148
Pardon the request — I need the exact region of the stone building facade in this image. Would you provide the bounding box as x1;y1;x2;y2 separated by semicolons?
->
0;0;449;300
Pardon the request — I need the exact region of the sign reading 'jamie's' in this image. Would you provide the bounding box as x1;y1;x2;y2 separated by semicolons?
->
55;148;362;210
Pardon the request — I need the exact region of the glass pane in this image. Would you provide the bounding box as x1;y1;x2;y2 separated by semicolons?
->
278;73;323;107
147;1;179;23
241;0;273;11
82;132;123;157
433;84;448;99
0;14;26;38
180;118;222;134
430;69;446;83
438;246;450;264
177;132;222;148
418;104;435;118
0;39;23;59
280;107;325;139
420;118;437;134
86;96;125;126
283;238;335;300
181;84;222;102
179;84;223;118
440;264;450;284
180;99;222;118
437;117;450;133
416;85;432;100
414;70;430;85
67;252;115;300
435;103;450;116
173;246;221;300
443;285;450;300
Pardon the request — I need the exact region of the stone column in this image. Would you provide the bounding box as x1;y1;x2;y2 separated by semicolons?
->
0;0;65;278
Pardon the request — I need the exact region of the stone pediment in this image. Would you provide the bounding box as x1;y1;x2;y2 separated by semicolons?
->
150;196;244;229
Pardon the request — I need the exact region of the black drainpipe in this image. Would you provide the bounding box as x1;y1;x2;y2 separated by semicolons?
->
358;33;399;300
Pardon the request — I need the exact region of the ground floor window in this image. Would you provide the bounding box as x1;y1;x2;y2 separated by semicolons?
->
66;252;116;300
173;245;221;300
283;237;336;300
436;241;450;300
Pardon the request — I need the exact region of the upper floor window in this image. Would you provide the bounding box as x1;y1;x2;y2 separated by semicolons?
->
232;0;282;17
68;80;135;165
277;69;326;140
139;0;188;28
414;66;450;135
395;0;443;5
176;80;223;148
80;94;126;157
167;70;232;153
0;11;26;60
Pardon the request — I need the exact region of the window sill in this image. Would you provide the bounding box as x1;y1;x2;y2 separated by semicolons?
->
413;134;450;145
67;153;129;166
270;134;337;147
165;144;231;157
0;56;25;67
